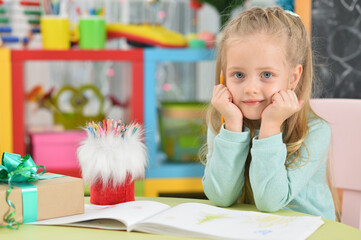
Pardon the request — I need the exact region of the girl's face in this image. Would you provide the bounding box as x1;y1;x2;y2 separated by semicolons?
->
225;34;299;120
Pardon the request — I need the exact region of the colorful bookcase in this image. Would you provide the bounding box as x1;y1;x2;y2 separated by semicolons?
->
11;49;144;156
10;50;144;179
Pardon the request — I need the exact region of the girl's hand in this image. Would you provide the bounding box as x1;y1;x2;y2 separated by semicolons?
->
211;84;243;132
259;90;304;139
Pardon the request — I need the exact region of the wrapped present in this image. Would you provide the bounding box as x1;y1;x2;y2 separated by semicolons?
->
0;152;84;228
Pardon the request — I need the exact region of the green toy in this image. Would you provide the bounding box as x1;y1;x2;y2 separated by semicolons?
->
53;85;104;129
159;102;207;162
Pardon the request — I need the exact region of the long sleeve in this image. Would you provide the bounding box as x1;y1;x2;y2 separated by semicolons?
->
202;125;250;207
249;118;334;219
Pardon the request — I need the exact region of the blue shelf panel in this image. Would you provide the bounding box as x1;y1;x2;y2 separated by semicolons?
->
146;162;205;178
144;48;215;179
144;48;216;170
145;48;215;62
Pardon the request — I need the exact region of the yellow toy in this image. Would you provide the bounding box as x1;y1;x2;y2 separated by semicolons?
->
70;23;187;48
106;23;187;48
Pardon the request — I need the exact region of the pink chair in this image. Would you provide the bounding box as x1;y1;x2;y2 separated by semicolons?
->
310;98;361;229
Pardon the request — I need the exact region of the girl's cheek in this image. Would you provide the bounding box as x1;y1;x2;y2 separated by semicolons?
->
230;87;243;101
266;87;281;99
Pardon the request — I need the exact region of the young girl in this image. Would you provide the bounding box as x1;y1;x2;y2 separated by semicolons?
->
202;6;338;220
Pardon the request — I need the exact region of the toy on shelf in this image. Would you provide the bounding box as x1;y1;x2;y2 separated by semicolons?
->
186;32;215;49
159;102;207;163
107;23;187;48
0;0;42;49
109;0;187;48
53;85;104;129
197;31;215;48
69;23;187;48
186;33;205;49
26;85;56;111
77;119;147;205
26;84;105;130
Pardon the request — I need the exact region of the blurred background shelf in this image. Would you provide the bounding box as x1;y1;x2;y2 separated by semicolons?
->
2;48;216;197
143;48;215;197
144;48;214;176
11;49;144;156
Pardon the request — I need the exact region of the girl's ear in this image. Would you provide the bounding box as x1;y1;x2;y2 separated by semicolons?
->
289;64;303;90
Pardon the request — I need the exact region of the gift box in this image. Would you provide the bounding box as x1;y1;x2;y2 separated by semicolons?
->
0;153;84;226
0;173;84;225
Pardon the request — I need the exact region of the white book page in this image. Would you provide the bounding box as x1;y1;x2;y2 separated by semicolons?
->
131;203;324;240
29;201;171;230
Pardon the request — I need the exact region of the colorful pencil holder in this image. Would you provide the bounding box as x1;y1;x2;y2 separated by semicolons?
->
79;17;106;49
89;174;135;205
77;120;147;205
41;16;70;50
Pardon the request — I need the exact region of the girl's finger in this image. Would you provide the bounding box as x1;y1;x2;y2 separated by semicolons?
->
272;92;283;103
287;89;298;106
215;86;229;99
214;86;232;104
213;84;223;93
279;90;290;103
213;85;225;98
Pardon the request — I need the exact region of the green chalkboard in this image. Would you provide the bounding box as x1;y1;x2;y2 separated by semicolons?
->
311;0;361;98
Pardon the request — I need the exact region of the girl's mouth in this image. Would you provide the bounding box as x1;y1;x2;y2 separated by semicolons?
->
242;100;264;106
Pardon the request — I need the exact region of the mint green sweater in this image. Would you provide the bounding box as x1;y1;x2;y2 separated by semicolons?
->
202;117;336;220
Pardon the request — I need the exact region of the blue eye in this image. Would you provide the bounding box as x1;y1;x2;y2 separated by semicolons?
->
262;72;272;78
234;72;244;79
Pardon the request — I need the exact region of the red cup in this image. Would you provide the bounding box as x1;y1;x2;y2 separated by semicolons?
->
90;175;134;205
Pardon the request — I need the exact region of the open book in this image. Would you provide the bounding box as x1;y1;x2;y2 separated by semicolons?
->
29;200;323;240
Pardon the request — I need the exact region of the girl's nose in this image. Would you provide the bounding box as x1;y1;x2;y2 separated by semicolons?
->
243;79;260;95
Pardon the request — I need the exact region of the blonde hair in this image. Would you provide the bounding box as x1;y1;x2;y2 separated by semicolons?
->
200;6;340;220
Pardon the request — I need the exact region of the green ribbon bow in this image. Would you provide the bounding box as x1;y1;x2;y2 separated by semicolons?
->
0;152;62;229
